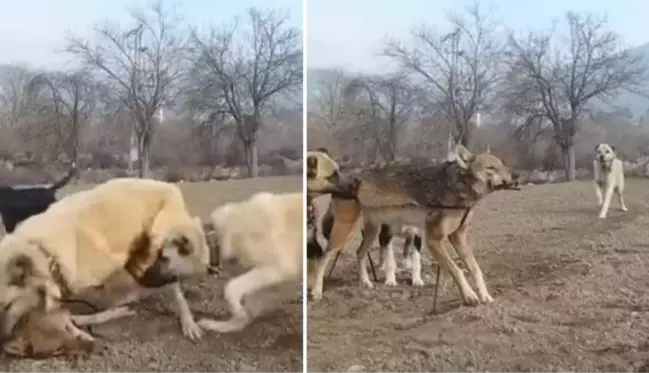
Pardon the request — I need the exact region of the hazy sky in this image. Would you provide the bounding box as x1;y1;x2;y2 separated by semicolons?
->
0;0;302;70
307;0;649;74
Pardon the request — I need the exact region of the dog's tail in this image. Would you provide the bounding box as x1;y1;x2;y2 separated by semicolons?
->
49;163;77;191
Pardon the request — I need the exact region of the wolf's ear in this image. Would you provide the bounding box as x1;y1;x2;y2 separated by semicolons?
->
454;145;474;169
8;254;34;287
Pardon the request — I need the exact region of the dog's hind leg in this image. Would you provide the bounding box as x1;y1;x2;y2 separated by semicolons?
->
198;266;286;333
378;224;397;286
448;229;493;304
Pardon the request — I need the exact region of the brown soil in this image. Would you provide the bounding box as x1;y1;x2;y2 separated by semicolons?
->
307;179;649;372
0;176;303;372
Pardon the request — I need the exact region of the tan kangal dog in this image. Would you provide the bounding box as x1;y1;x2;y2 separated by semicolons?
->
197;192;302;333
310;145;521;308
0;178;210;357
593;143;628;219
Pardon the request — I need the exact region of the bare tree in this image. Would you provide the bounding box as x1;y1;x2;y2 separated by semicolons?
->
0;65;38;130
309;69;350;129
189;7;302;177
28;70;97;162
65;1;186;177
344;73;416;162
384;2;502;146
503;12;648;180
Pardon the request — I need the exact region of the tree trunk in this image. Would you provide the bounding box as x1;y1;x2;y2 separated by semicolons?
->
243;139;259;178
137;135;151;179
561;142;576;181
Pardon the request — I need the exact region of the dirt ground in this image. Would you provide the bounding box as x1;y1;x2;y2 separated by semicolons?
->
0;176;303;372
307;179;649;372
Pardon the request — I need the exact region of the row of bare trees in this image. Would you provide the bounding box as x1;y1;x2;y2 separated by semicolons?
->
309;3;648;180
0;2;302;178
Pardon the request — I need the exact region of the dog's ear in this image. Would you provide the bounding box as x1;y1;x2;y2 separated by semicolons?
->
7;254;34;287
316;147;330;155
306;155;318;179
3;337;28;357
172;235;191;256
454;145;474;169
611;145;616;152
594;144;600;152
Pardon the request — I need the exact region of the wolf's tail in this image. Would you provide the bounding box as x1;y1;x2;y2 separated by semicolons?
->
49;162;77;191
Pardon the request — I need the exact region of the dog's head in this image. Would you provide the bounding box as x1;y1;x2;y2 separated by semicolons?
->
595;143;616;164
454;145;520;192
0;238;61;343
306;148;360;197
156;217;210;279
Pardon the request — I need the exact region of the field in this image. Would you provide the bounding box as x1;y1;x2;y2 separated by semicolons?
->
307;179;649;372
0;176;303;372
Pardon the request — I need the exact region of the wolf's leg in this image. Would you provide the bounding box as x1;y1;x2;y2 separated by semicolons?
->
599;182;615;219
356;223;380;289
378;224;397;286
198;266;285;333
449;230;492;304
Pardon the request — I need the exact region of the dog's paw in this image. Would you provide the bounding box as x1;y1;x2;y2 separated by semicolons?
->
479;292;494;304
411;277;425;287
361;279;375;289
310;287;324;301
181;317;203;341
461;289;481;306
622;206;628;212
384;277;398;287
598;213;607;219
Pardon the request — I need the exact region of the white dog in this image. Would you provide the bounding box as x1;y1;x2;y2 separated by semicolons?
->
197;192;302;333
594;143;628;219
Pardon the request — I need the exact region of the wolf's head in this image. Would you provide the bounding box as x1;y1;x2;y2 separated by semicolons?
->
454;145;520;193
2;308;94;359
0;237;63;344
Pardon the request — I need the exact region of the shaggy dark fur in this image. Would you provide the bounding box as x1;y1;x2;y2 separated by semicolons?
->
0;165;77;233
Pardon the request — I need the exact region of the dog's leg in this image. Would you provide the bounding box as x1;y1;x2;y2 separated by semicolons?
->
615;187;628;212
599;183;615;219
71;306;136;326
310;248;339;301
595;182;603;206
411;247;424;287
378;224;397;286
356;223;379;289
427;237;479;306
448;230;492;304
198;266;285;333
170;282;202;340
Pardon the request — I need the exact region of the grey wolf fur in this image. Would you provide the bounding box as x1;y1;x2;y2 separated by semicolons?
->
0;163;77;233
0;178;210;356
311;145;520;307
197;192;302;333
593;143;627;219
